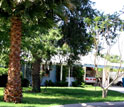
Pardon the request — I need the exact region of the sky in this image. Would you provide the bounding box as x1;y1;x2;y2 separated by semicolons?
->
91;0;124;58
91;0;124;14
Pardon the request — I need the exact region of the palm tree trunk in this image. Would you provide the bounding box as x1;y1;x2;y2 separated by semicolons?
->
32;58;41;92
4;16;22;103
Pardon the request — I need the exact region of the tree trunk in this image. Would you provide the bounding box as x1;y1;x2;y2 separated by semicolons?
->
32;58;41;92
68;66;71;87
4;16;22;103
60;64;63;81
102;88;108;98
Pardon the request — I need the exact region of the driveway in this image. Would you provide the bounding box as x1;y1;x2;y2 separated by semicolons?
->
108;86;124;93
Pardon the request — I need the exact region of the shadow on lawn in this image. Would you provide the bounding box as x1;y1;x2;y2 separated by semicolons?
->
22;96;91;105
24;87;124;98
22;87;124;105
1;87;124;106
0;95;35;107
0;95;3;100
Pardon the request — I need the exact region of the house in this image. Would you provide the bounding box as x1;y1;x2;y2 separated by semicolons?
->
22;53;124;86
78;54;124;85
41;65;56;86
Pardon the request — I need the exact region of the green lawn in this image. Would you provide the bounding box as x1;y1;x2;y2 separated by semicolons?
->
0;86;124;107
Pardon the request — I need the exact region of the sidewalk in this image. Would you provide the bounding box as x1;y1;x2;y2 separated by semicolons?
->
51;102;124;107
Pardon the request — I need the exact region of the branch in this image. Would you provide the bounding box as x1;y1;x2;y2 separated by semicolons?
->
105;36;123;89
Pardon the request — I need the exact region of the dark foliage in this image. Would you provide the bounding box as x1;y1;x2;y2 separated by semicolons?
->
72;65;84;85
21;78;30;87
45;80;55;86
55;81;68;87
56;65;68;82
72;81;79;87
0;74;8;87
0;74;30;87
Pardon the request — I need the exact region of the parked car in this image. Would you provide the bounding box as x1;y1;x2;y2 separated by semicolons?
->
85;77;96;83
116;81;123;86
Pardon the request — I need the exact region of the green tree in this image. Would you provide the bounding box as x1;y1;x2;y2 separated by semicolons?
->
85;12;123;98
102;54;122;63
0;48;9;67
21;0;95;91
60;0;95;63
0;18;10;67
22;28;63;92
58;0;95;87
0;0;73;103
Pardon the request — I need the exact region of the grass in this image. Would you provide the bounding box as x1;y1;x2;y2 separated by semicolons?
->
0;86;124;107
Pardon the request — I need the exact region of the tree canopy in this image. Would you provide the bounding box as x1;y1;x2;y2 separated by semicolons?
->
21;28;62;62
58;0;95;64
84;12;123;56
0;0;75;103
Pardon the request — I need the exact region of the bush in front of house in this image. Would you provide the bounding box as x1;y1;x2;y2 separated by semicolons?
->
0;67;8;87
72;65;84;86
80;82;85;88
21;78;30;87
55;81;68;87
72;81;79;87
0;67;30;87
0;74;8;87
44;80;68;87
45;80;55;86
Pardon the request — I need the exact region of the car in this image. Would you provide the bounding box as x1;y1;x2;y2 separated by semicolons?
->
116;81;123;86
85;77;96;83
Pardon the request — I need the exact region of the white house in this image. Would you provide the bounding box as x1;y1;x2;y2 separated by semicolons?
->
22;53;124;86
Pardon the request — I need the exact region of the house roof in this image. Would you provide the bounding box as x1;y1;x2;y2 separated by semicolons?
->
78;54;124;69
51;53;124;69
51;54;68;64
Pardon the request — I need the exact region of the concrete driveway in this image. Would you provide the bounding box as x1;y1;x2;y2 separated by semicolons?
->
108;86;124;93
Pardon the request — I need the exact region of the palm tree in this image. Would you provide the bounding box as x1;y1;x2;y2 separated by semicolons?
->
0;0;72;103
4;16;22;103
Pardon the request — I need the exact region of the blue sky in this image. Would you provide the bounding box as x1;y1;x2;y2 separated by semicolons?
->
91;0;124;58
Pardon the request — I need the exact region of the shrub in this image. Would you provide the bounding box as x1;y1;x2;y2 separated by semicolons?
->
0;68;30;87
45;80;55;86
21;78;30;87
55;81;68;87
0;74;8;87
45;80;49;86
0;68;8;87
72;81;79;87
80;82;85;88
48;80;55;86
72;65;84;85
